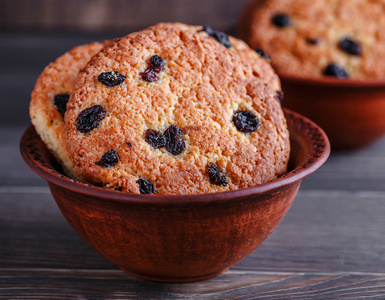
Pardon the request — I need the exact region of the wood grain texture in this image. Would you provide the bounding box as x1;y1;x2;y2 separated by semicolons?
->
0;127;46;186
0;0;248;31
1;269;385;299
1;189;385;274
0;32;119;126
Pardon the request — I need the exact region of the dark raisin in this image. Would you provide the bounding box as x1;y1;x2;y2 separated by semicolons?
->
54;94;70;117
126;142;133;147
202;26;232;48
137;178;155;194
272;13;291;28
98;71;126;87
149;55;165;72
232;110;260;133
276;90;284;103
306;38;321;45
202;26;215;36
164;125;186;155
255;48;271;60
213;31;232;48
140;55;164;82
95;150;119;167
76;105;106;133
140;68;159;82
208;163;228;186
145;129;167;149
339;38;362;56
323;63;349;78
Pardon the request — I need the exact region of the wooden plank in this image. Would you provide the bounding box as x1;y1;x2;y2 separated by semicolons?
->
0;32;117;126
1;190;385;274
300;136;385;191
0;127;46;186
0;0;248;32
1;269;385;299
236;190;385;273
0;191;115;270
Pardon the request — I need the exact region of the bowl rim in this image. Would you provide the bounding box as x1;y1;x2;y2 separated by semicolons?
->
278;72;385;88
20;108;330;205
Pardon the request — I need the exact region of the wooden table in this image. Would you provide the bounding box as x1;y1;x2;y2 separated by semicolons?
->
1;31;385;299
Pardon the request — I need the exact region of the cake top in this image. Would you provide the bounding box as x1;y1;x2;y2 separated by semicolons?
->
29;42;105;180
240;0;385;79
64;22;290;195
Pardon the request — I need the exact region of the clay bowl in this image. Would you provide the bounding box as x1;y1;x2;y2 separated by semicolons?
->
20;108;329;283
279;74;385;150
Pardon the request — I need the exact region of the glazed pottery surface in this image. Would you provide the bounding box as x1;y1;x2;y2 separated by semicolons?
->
20;108;330;282
280;74;385;150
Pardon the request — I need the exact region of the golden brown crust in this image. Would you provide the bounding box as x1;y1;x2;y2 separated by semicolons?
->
65;23;290;195
230;36;281;92
241;0;385;79
30;42;105;180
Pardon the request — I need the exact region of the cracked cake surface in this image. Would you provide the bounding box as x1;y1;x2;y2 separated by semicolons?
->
64;23;290;195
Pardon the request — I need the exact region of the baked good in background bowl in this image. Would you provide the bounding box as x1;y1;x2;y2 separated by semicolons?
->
239;0;385;79
239;0;385;150
30;22;290;195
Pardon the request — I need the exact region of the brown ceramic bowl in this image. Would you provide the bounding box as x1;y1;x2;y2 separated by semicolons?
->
20;108;329;282
279;74;385;150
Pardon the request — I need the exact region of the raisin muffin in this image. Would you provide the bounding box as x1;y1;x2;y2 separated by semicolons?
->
240;0;385;79
30;42;105;180
64;22;290;195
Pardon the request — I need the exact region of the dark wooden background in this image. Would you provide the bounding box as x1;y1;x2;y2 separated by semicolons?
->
2;1;385;298
0;0;248;32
